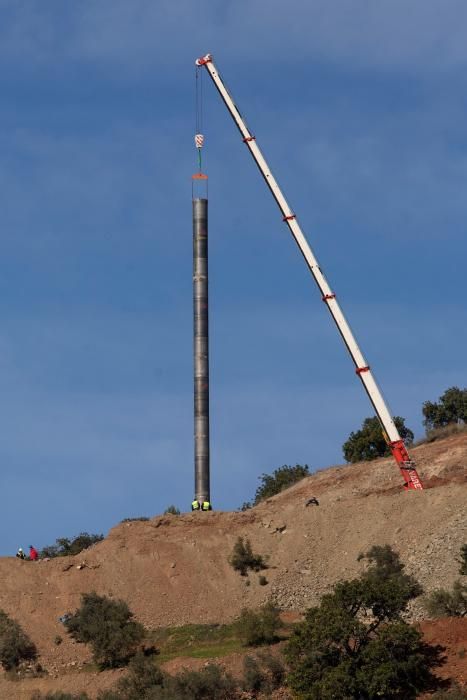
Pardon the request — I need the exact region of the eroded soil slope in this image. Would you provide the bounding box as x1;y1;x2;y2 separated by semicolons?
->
0;433;465;681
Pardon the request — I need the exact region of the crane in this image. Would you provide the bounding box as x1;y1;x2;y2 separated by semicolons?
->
195;53;423;491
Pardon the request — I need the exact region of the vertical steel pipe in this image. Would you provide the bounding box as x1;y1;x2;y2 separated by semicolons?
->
193;198;211;505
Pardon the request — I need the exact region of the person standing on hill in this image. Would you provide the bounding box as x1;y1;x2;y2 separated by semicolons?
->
16;548;25;559
29;545;38;561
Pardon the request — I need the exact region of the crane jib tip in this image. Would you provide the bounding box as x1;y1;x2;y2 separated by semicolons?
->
195;54;212;66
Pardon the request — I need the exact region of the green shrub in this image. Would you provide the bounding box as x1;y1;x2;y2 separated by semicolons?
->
99;653;282;699
65;592;145;668
164;505;181;515
459;544;467;576
286;545;437;699
166;663;238;699
423;386;467;431
425;580;467;618
245;464;309;508
120;517;150;523
238;602;281;647
40;533;104;559
229;537;267;576
424;423;467;443
257;649;286;689
97;652;164;699
242;651;285;694
343;416;413;463
0;609;37;670
242;655;267;694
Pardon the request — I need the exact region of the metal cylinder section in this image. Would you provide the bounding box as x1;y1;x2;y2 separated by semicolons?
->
193;198;211;505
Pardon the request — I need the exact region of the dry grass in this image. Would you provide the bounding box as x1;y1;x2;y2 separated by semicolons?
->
415;423;467;446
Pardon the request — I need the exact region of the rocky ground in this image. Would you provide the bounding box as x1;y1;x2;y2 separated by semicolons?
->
0;431;465;698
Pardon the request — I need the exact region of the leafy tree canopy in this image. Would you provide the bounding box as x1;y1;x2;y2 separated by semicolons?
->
40;532;104;559
65;592;144;668
285;545;437;700
423;386;467;431
343;416;413;463
243;464;310;509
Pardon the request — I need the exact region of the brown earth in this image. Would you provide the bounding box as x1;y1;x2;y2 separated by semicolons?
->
0;432;466;698
420;618;467;691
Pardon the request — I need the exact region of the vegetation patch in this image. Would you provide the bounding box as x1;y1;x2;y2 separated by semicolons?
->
0;609;37;670
238;602;282;647
96;652;238;700
147;622;243;661
40;533;104;559
423;386;467;432
430;687;467;699
242;463;309;509
120;517;150;523
460;544;467;576
65;592;145;668
425;580;467;618
242;651;285;695
286;545;439;699
343;416;413;463
423;422;467;443
229;536;267;576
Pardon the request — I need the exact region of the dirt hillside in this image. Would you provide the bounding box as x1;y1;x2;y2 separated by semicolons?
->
0;432;465;694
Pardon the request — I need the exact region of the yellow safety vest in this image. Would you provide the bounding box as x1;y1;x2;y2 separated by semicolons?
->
192;500;200;510
202;501;211;511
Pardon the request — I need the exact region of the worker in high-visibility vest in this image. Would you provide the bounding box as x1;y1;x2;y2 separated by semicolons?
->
201;501;212;511
191;500;200;511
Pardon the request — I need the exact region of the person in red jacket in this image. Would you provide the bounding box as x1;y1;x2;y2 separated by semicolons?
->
29;545;38;561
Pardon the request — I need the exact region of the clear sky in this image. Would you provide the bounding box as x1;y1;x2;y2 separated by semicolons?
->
0;1;465;554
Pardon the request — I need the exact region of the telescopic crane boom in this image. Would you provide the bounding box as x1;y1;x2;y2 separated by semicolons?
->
196;53;423;491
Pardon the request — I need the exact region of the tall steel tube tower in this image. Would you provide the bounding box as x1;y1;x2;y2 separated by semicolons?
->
193;196;211;505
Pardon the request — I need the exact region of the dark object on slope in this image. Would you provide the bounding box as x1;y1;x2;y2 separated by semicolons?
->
305;497;319;507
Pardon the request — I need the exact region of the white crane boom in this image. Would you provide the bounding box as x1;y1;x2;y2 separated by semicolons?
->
196;53;423;491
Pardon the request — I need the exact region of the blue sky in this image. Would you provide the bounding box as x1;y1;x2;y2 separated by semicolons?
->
0;1;465;554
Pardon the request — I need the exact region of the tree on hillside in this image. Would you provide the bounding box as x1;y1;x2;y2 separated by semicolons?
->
242;464;310;509
65;592;144;668
285;545;438;699
229;537;267;577
342;416;413;463
40;532;104;559
423;387;467;432
0;609;37;670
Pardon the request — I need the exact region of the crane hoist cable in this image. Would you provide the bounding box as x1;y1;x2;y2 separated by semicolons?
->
194;65;205;174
